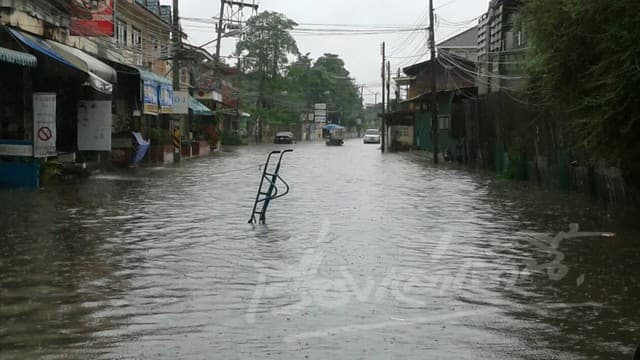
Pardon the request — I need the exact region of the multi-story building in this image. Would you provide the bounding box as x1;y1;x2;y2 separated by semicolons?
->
0;0;177;186
476;0;525;95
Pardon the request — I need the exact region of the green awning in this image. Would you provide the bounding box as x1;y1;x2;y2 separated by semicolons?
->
136;67;172;85
0;46;37;67
189;96;213;116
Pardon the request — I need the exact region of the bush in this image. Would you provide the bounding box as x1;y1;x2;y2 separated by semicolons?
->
149;128;168;145
221;132;244;145
40;159;62;184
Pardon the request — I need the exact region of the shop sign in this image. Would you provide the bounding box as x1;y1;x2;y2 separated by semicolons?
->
173;91;189;114
77;100;112;151
159;83;173;113
143;79;158;114
70;0;115;37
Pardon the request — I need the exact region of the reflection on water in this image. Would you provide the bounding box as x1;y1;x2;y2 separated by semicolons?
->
1;140;639;359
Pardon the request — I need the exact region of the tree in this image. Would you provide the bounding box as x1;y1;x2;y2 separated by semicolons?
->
236;11;299;79
523;0;640;184
312;54;361;126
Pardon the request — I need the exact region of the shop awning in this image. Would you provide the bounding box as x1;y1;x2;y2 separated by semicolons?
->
7;28;82;71
189;96;213;116
45;40;116;83
0;46;37;67
7;28;115;94
137;67;172;85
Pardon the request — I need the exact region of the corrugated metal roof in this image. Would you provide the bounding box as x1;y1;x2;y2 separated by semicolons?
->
0;46;37;68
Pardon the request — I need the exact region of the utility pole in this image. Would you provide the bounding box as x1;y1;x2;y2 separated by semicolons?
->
396;67;401;104
214;0;225;65
213;0;259;140
386;60;391;112
429;0;439;163
381;41;386;153
360;85;364;136
172;0;182;163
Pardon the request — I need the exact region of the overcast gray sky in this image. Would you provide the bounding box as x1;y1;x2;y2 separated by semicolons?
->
160;0;490;104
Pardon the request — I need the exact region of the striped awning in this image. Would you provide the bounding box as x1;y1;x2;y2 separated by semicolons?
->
0;46;37;67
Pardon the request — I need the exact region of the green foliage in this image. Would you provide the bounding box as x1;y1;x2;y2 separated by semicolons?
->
236;11;299;79
40;159;62;184
149;128;168;145
221;131;244;146
234;13;362;132
523;0;640;184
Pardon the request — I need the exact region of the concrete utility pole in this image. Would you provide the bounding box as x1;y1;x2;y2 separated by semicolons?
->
396;67;401;104
213;0;259;138
386;60;391;112
429;0;439;163
172;0;182;163
381;41;386;153
214;0;225;65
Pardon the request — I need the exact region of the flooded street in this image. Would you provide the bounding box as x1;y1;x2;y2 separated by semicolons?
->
1;139;639;359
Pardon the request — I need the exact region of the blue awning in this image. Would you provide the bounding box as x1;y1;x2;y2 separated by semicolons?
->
7;28;83;72
7;28;115;94
188;96;213;116
0;46;37;67
323;124;344;130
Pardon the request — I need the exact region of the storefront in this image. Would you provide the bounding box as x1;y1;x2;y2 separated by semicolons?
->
0;26;117;187
0;35;38;187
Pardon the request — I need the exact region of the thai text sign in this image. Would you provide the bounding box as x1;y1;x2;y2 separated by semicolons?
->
173;91;189;114
33;93;57;158
70;0;115;37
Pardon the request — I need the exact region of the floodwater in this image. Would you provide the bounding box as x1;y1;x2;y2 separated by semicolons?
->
1;139;639;359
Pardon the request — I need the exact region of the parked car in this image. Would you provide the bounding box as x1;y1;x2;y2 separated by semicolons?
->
363;129;381;144
274;131;295;144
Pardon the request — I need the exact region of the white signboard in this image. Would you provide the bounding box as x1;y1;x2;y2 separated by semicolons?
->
77;100;112;151
0;143;33;157
314;109;327;117
33;93;57;158
314;103;327;110
173;91;189;114
212;90;223;103
315;116;326;123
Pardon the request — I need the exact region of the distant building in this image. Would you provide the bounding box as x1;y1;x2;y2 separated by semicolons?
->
437;26;479;62
477;0;526;95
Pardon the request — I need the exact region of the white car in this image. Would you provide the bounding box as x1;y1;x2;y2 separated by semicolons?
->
363;129;381;144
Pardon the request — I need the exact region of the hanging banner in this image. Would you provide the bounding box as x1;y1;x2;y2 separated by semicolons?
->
143;79;159;114
159;83;174;113
33;93;57;158
70;0;115;37
173;91;189;114
77;100;112;151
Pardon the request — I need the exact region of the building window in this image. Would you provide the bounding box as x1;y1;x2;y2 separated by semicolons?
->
438;115;450;130
132;26;142;51
149;36;159;57
116;19;127;46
